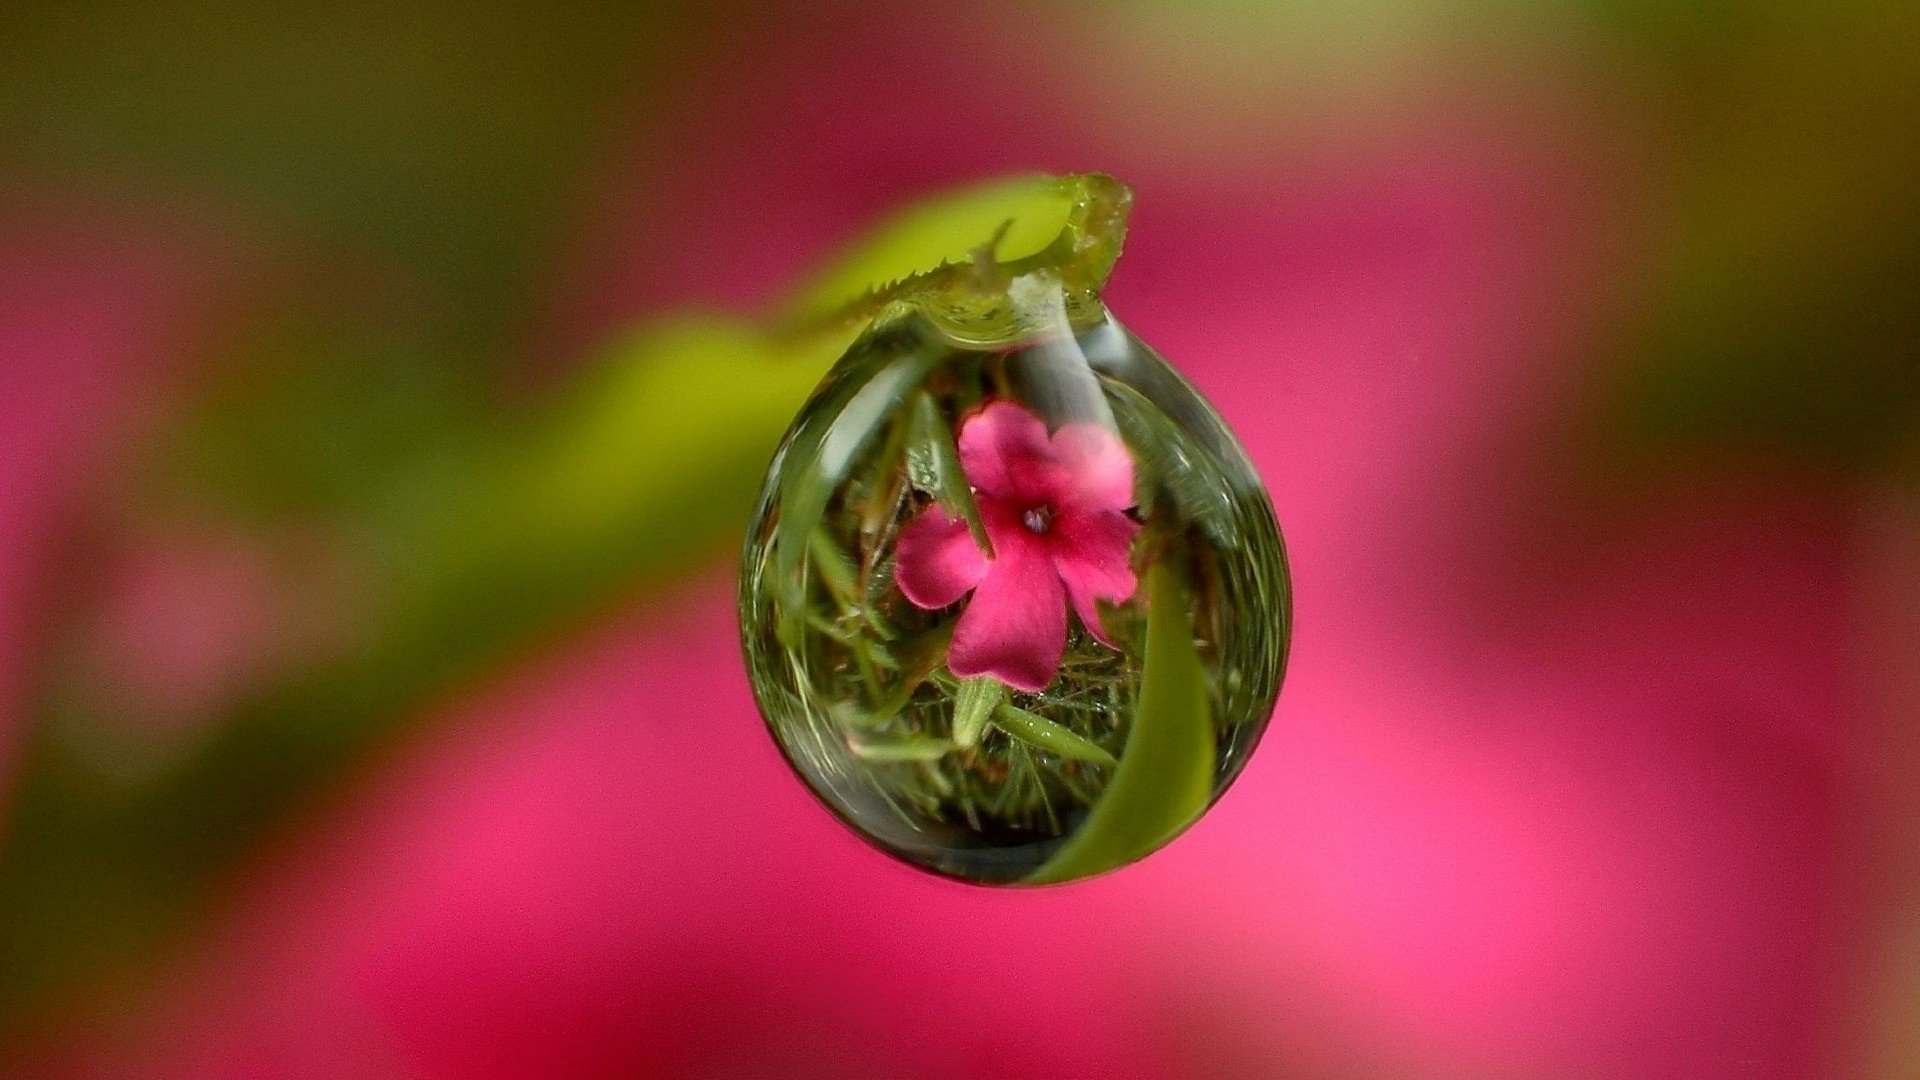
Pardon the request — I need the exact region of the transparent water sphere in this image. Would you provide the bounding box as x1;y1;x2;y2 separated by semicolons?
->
740;290;1290;885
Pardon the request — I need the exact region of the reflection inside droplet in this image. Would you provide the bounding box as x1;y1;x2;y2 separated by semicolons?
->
739;303;1290;885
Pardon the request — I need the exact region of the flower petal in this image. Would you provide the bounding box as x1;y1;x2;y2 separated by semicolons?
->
893;505;989;609
948;511;1067;692
1050;507;1140;647
1048;422;1135;511
957;400;1057;504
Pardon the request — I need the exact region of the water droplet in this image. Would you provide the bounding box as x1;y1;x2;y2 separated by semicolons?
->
740;288;1289;885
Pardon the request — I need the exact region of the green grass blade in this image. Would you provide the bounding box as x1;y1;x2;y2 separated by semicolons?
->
1106;380;1239;547
1026;563;1214;885
849;736;954;764
991;703;1117;768
905;392;993;556
951;676;1005;750
808;528;861;609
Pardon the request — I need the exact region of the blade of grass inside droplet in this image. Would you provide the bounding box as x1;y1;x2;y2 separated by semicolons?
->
958;780;984;832
1056;764;1094;805
860;403;914;539
805;612;862;643
992;703;1118;767
772;345;938;610
1026;562;1215;884
865;622;953;723
809;529;859;609
951;675;1004;750
851;644;883;700
1008;740;1060;834
918;761;955;797
849;735;954;763
861;559;905;634
1103;379;1238;547
868;775;920;830
906;393;993;557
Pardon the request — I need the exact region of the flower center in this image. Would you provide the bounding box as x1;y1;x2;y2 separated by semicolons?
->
1021;506;1053;534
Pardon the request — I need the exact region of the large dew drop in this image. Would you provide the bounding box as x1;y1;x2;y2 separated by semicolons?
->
740;186;1289;885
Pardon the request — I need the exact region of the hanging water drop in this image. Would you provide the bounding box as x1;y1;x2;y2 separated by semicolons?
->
739;178;1290;885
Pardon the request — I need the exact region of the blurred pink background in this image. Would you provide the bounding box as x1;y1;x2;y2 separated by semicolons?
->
2;3;1915;1078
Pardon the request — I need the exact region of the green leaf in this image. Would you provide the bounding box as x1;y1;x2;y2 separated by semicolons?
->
1027;563;1215;885
905;392;993;556
785;173;1132;351
951;676;1005;750
787;173;1125;327
991;703;1118;768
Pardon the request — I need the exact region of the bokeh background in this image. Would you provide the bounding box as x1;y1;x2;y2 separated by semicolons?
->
2;2;1917;1077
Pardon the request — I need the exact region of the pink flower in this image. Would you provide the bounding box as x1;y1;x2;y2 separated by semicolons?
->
893;400;1141;692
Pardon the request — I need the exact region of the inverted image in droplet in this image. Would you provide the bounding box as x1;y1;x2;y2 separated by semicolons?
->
740;270;1291;885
